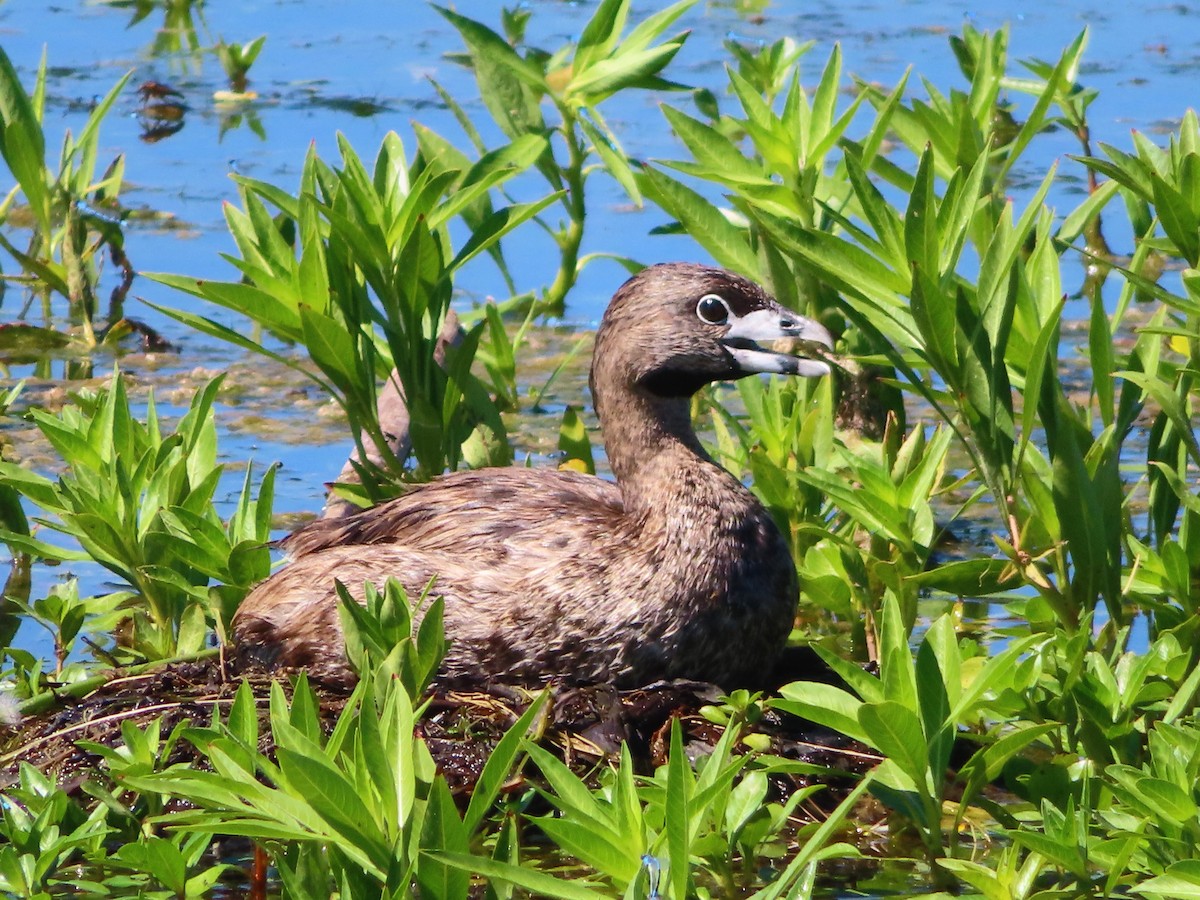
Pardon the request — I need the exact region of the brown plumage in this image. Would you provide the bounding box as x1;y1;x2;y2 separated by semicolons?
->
232;263;833;688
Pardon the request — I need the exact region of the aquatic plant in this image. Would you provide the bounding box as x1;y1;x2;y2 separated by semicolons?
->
148;128;554;497
435;0;697;317
775;597;1046;868
0;48;132;359
0;372;275;665
214;34;265;96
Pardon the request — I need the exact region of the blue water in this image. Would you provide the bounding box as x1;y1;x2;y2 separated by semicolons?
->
1;0;1194;657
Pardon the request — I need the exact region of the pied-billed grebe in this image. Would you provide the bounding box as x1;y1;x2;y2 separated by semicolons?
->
232;263;833;688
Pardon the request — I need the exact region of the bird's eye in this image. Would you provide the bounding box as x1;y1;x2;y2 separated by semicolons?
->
696;294;730;326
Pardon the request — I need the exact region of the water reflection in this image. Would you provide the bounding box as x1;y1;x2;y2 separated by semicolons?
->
99;0;207;73
137;80;188;143
217;103;266;141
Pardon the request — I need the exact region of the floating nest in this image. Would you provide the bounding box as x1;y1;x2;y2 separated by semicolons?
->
1;646;879;810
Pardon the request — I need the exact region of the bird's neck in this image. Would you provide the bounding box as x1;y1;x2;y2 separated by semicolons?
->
599;386;747;521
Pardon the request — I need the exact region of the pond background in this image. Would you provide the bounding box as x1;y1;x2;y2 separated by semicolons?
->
2;0;1196;658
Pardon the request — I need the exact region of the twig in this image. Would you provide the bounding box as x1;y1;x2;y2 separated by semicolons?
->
6;696;235;763
17;647;221;717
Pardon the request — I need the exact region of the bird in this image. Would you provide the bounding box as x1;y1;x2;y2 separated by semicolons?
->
231;263;833;689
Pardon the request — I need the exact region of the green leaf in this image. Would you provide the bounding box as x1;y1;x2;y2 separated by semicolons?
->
429;133;547;230
639;165;759;275
751;208;912;312
905;557;1015;595
907;165;962;381
573;0;628;74
665;719;691;900
661;104;766;186
750;775;870;900
858;700;928;789
113;837;186;894
0;323;72;356
436;6;545;139
810;645;886;704
774;682;868;744
726;68;794;174
949;634;1043;725
1137;776;1199;825
298;305;360;398
557;406;595;475
1151;170;1200;267
578;112;641;206
429;852;607;899
956;723;1058;829
0;460;58;508
1016;296;1065;471
274;747;390;873
915;642;952;777
843;150;905;268
230;173;302;220
532;816;643;886
619;0;697;56
1058;178;1120;245
27;407;104;471
0;232;70;297
567;42;687;101
878;595;918;710
904;147;940;286
523;743;614;831
147;273;303;338
1010;822;1089;879
449;194;562;273
1134;861;1200;898
1164;657;1200;724
1081;144;1153;199
463;691;549;834
418;778;470;900
0;46;49;234
0;529;90;563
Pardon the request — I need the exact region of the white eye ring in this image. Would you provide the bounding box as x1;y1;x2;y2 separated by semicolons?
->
696;294;730;325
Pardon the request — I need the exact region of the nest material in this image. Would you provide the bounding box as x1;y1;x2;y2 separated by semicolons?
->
3;649;878;807
1;659;293;792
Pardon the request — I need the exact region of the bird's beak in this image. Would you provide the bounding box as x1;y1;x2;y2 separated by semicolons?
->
720;307;834;377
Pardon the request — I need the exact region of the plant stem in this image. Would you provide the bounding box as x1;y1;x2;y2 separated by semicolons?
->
540;107;587;317
16;646;221;717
